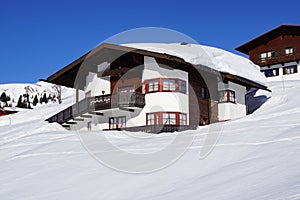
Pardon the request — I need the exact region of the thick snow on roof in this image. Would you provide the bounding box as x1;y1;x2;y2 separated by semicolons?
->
122;43;267;86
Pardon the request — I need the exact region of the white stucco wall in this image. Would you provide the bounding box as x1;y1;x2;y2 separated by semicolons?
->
261;61;300;81
218;81;247;121
141;56;189;124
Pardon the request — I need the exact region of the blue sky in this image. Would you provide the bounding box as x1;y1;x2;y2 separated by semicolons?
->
0;0;299;84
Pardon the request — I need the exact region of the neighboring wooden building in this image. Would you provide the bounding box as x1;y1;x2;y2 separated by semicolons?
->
236;24;300;78
45;43;268;133
0;108;17;117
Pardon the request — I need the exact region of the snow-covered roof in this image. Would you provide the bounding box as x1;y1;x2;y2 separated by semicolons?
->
122;43;267;86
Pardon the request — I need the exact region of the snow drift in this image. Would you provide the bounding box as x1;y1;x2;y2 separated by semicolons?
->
0;78;300;199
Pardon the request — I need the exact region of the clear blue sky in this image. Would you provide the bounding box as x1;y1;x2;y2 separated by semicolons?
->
1;0;299;84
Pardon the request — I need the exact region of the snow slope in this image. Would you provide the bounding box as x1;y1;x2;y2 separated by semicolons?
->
122;43;267;86
0;79;300;200
0;81;68;108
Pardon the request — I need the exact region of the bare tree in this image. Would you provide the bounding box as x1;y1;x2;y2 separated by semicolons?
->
52;85;62;104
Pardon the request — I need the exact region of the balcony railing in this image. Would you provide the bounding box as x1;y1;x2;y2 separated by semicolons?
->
121;125;198;133
254;53;300;66
46;92;145;124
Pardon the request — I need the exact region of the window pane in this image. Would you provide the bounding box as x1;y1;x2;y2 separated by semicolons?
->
169;118;176;125
179;113;187;125
229;91;235;102
179;80;186;93
284;66;297;75
162;80;169;90
162;80;176;91
169;80;175;91
219;91;227;102
147;113;154;125
148;80;158;92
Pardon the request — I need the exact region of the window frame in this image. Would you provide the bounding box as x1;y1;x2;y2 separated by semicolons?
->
283;65;298;75
259;50;278;61
162;79;176;91
263;68;279;77
284;47;294;55
219;89;236;104
144;78;187;94
178;80;187;93
146;112;187;126
109;116;126;129
179;113;187;125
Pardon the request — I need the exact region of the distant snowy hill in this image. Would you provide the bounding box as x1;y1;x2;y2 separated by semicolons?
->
0;81;70;109
0;78;300;200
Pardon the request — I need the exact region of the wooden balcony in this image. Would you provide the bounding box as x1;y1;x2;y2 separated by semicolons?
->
254;53;300;66
46;92;145;124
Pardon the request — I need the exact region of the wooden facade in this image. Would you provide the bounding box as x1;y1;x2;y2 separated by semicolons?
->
236;24;300;66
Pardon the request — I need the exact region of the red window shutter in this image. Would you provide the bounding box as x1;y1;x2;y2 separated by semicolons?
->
146;113;148;126
176;112;179;125
227;90;230;102
145;81;148;93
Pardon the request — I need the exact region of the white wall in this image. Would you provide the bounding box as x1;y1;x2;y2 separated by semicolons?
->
261;61;300;81
218;81;247;121
141;56;189;125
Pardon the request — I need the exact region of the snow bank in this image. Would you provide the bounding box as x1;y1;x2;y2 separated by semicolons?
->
0;80;300;199
122;43;267;86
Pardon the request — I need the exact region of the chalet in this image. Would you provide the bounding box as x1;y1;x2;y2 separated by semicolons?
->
45;42;268;133
236;24;300;79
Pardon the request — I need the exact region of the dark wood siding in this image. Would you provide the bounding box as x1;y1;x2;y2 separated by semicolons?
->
249;35;300;66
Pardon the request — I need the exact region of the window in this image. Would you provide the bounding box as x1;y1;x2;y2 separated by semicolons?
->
119;86;135;93
285;47;294;55
179;113;187;125
260;51;277;61
260;53;267;59
228;90;235;103
146;112;187;126
178;80;187;93
219;91;228;102
163;113;176;125
219;90;236;103
283;65;298;75
263;69;279;77
162;80;176;91
145;78;187;94
109;116;126;129
148;80;159;92
147;113;155;125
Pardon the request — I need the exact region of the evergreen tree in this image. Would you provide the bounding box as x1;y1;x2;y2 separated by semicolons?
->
41;93;48;104
0;92;6;101
16;95;23;108
33;95;38;106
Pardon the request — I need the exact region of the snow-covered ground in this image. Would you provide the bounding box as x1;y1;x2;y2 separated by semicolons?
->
0;78;300;200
